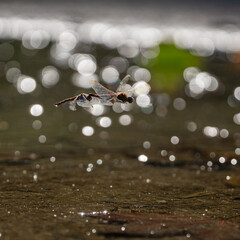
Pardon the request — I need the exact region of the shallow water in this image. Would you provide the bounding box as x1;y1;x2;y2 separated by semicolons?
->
0;34;240;240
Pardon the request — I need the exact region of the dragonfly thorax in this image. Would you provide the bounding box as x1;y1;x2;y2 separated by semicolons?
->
117;93;134;103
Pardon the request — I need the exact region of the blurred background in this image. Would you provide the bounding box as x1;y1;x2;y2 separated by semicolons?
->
1;0;240;150
0;0;240;239
1;0;240;143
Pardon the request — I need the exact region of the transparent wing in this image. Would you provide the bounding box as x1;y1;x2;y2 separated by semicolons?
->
91;80;115;95
116;75;131;93
124;88;135;97
69;96;78;111
100;97;114;105
69;102;76;111
90;80;115;102
82;106;93;113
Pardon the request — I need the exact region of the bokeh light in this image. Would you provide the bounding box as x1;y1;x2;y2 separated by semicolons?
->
133;81;151;95
203;126;219;137
6;67;21;83
17;75;36;94
187;121;197;132
41;66;60;88
72;73;98;89
101;66;119;84
32;120;42;130
171;136;179;144
136;94;151;107
233;113;240;125
97;117;112;128
22;30;50;50
234;87;240;101
118;40;139;58
138;154;148;162
143;141;151;149
119;114;132;126
173;98;186;111
90;104;105;116
30;104;44;117
82;126;94;136
133;68;151;82
38;135;47;143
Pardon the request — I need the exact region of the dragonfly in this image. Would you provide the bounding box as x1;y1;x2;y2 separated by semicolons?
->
54;75;134;111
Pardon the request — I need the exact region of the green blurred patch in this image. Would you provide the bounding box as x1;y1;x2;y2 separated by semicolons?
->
148;44;202;92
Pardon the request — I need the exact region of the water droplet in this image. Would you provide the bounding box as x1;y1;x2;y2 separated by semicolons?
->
33;173;38;182
138;154;148;162
50;156;56;163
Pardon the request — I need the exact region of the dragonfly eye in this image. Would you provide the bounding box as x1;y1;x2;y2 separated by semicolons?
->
77;94;84;101
127;97;134;103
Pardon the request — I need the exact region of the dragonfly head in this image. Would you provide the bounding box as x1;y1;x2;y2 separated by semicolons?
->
127;97;134;103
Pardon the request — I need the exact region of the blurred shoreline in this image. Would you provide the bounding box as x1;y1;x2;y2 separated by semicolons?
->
0;0;240;28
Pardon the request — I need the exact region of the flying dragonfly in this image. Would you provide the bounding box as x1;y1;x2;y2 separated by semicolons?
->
54;75;134;111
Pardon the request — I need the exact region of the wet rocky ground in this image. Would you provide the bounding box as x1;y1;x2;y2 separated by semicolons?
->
0;139;239;240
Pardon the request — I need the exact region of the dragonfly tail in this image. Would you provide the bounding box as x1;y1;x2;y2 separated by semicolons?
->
54;96;77;107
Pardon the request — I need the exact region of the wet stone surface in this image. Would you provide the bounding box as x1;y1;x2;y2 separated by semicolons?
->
0;142;239;239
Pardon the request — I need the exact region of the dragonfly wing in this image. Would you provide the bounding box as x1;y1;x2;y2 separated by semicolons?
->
124;88;135;97
69;96;78;111
82;106;93;113
116;75;131;93
90;80;115;103
69;101;77;111
90;80;115;95
100;97;114;106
